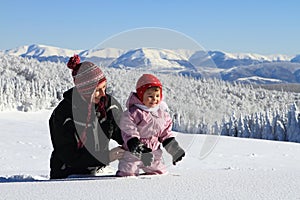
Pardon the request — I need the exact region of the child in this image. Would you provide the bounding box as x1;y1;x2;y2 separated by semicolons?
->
116;74;185;176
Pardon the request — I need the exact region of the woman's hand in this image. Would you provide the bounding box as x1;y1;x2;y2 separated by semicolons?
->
109;146;125;162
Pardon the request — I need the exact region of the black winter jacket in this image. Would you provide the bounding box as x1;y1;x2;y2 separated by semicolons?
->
49;87;123;179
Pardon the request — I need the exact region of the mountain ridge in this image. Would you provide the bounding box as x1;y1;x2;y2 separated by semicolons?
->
2;44;298;61
2;44;300;84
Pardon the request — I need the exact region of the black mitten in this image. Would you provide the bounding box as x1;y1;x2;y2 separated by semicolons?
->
163;137;185;165
127;137;153;166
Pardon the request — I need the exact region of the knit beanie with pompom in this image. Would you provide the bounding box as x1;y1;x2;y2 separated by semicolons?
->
67;55;106;101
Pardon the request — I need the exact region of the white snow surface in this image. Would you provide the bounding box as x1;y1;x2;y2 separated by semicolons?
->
0;110;300;200
236;76;284;83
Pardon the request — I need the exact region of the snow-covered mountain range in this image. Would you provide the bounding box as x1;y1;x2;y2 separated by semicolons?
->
2;44;300;84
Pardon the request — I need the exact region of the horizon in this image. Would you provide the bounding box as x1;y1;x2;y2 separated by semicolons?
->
2;43;299;57
0;0;300;55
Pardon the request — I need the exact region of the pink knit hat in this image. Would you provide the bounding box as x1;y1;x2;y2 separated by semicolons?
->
67;55;106;100
136;74;162;101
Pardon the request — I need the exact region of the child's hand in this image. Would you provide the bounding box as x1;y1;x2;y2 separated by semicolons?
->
140;146;153;166
127;137;154;166
172;147;185;165
163;137;185;165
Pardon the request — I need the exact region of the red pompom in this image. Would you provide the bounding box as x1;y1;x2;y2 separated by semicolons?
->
67;54;81;69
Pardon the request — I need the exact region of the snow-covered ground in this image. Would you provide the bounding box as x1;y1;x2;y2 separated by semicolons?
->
0;110;300;200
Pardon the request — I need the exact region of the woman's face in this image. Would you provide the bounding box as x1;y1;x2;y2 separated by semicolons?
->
92;81;107;104
142;87;161;108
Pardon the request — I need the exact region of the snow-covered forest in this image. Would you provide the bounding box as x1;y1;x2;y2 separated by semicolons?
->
1;55;300;142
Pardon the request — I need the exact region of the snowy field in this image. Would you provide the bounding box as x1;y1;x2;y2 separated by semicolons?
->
0;110;300;200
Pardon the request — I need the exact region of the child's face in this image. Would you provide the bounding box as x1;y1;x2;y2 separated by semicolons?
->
142;87;161;108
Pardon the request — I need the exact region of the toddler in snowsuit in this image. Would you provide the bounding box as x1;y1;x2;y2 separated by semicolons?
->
116;74;185;176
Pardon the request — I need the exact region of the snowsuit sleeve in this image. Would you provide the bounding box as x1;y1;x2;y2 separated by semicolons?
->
119;108;142;149
49;101;109;168
158;110;174;143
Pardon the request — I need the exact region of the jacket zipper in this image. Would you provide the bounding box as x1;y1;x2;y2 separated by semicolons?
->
93;120;100;151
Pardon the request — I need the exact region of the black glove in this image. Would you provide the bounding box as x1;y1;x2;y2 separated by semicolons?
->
163;137;185;165
127;137;153;166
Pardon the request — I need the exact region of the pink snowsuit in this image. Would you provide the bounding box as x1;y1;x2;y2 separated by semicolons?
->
117;92;174;176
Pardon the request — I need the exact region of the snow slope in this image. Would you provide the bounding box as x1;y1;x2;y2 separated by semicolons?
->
0;110;300;200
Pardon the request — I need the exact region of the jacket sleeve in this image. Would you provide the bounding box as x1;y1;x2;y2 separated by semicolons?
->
108;96;124;145
49;102;109;168
119;108;142;148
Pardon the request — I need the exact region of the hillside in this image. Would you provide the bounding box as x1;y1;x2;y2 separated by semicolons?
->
0;110;299;199
1;55;300;142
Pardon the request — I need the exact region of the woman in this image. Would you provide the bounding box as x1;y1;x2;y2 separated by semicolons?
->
49;55;124;179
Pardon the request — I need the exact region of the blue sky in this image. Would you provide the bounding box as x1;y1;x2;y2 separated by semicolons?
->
1;0;299;55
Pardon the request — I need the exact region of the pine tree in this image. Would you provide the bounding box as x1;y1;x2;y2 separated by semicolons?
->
237;115;244;137
274;120;286;141
262;111;274;140
243;116;251;138
286;103;300;142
